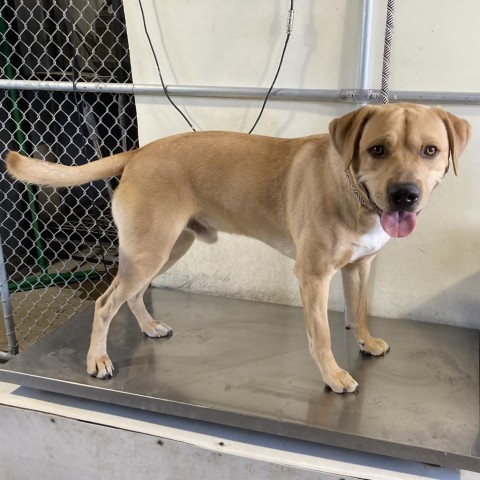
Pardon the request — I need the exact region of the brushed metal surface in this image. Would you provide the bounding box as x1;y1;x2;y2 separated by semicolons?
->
1;289;478;471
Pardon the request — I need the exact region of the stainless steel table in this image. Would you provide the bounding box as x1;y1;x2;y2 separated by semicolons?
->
1;289;478;472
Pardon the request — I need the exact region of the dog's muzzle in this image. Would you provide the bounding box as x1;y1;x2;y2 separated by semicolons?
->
388;183;420;211
377;183;421;238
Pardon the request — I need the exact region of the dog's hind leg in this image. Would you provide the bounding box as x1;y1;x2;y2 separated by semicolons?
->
86;209;189;378
341;258;390;356
127;229;195;337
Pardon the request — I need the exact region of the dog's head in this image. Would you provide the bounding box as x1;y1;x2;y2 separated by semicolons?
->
329;103;471;237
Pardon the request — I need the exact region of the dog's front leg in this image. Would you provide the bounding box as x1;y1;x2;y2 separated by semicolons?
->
341;258;389;356
295;265;359;393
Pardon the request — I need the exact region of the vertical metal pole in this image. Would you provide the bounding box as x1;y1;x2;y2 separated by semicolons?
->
343;0;375;326
0;232;18;357
357;0;375;103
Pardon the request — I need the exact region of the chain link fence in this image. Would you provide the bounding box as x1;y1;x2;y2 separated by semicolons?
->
0;0;138;358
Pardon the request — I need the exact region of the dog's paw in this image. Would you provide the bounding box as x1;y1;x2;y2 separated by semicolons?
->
87;354;114;379
359;336;390;356
324;368;359;394
142;321;173;338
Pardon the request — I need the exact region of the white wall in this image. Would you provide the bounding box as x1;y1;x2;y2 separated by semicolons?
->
123;0;480;329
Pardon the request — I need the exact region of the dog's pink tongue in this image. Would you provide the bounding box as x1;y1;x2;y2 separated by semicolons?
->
380;211;417;238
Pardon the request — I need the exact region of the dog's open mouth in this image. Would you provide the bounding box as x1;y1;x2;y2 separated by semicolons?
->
380;210;418;238
363;185;418;238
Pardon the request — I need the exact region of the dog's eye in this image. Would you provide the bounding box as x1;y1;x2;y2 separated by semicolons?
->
368;145;386;157
423;145;438;157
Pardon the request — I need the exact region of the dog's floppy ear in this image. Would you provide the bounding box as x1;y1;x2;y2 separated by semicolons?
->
329;106;376;170
434;108;471;176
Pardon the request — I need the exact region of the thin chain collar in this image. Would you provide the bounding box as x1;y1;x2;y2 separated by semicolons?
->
344;170;375;213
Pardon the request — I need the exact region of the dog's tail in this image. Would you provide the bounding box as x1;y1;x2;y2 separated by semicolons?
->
5;151;131;187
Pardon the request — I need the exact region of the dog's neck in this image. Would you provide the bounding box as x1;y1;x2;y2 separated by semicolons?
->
344;170;375;213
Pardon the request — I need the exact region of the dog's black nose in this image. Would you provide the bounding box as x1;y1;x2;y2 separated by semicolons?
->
388;183;420;210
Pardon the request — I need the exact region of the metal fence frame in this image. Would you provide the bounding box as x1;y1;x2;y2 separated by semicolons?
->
3;79;480;105
0;0;137;359
1;0;479;360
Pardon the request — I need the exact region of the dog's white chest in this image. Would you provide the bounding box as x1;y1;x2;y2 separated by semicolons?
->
350;220;390;263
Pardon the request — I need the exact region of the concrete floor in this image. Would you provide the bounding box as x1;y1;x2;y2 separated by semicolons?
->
0;250;116;354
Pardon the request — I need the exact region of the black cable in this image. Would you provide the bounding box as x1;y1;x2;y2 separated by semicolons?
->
249;0;294;134
138;0;196;132
138;0;294;135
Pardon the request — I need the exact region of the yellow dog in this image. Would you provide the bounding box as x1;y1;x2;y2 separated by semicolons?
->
6;103;470;393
